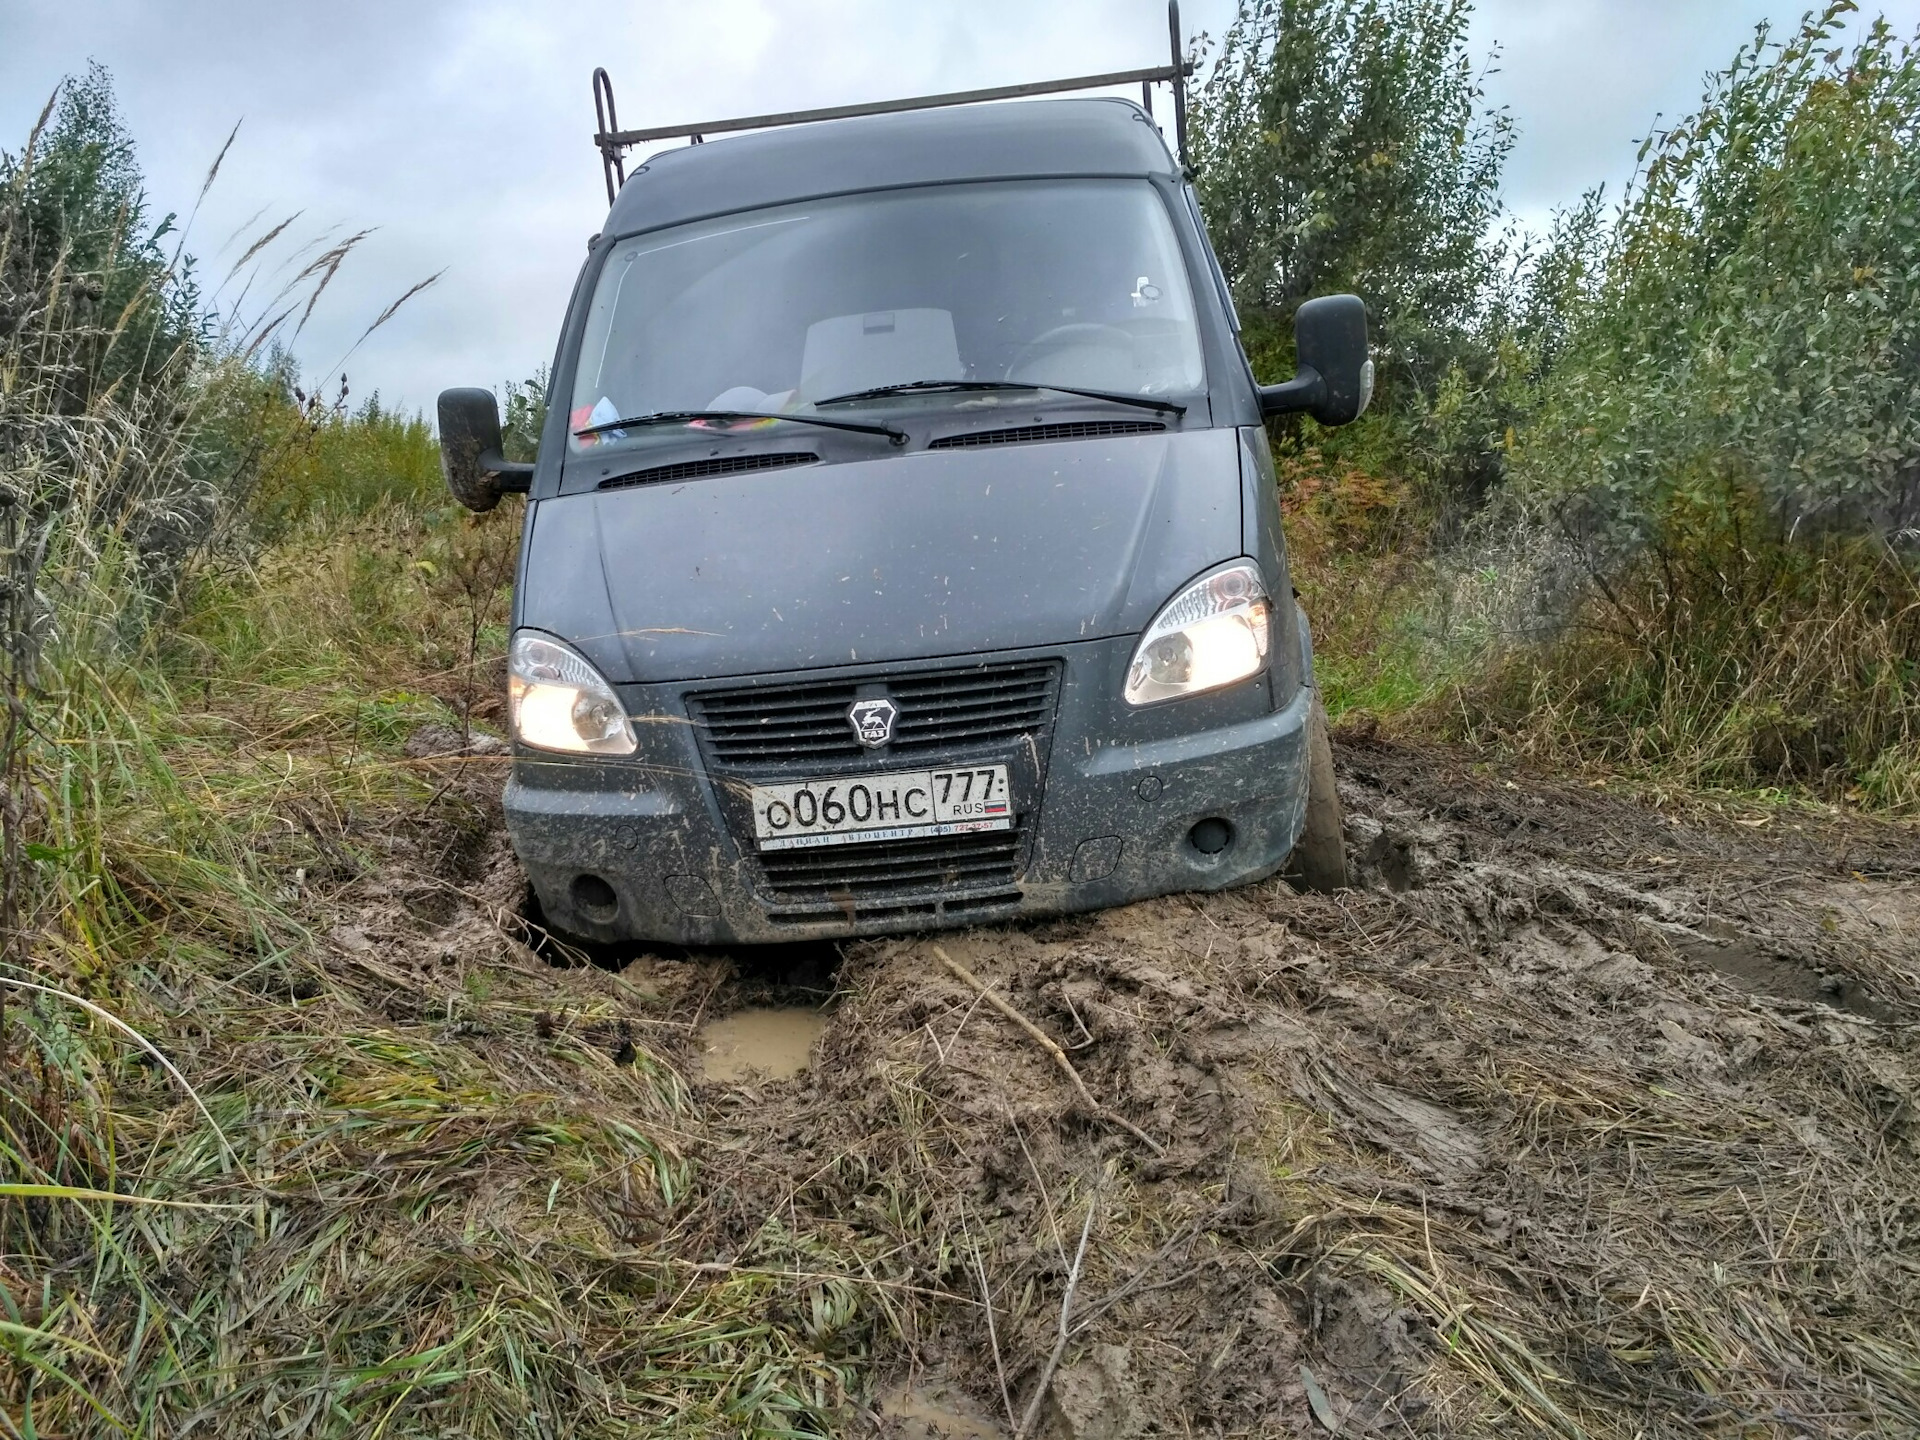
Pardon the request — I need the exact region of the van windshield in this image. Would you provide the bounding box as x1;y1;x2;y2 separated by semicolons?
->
566;179;1205;458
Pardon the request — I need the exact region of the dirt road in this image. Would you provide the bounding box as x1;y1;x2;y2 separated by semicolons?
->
387;729;1920;1436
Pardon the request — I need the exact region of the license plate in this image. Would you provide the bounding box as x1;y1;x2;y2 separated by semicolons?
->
751;765;1012;850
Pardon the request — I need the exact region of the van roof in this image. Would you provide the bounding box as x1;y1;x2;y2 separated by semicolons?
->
603;97;1179;238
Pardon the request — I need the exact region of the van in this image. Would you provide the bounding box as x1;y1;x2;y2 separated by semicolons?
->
439;12;1371;944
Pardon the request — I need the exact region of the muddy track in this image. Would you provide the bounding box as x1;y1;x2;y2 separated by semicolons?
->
383;728;1920;1437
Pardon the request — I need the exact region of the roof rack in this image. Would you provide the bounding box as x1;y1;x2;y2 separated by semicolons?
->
592;0;1194;206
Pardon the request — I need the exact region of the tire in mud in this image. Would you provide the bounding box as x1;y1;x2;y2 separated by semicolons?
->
1287;691;1348;891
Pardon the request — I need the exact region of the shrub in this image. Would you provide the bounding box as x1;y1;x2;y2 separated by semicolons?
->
1517;7;1920;559
1479;6;1920;799
245;376;444;532
501;364;549;464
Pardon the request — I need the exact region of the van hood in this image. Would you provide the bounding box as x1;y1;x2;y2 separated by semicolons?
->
518;428;1244;685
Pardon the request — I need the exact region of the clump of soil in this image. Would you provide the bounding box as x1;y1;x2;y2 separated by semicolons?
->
372;730;1920;1436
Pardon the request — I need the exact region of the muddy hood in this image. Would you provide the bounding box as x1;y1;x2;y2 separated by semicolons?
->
519;428;1243;685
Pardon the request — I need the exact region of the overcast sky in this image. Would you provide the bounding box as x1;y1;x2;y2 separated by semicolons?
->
4;0;1916;417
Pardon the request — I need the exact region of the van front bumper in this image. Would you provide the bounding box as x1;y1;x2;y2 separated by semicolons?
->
505;633;1314;946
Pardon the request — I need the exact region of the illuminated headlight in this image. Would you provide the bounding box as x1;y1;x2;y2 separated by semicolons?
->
1124;562;1272;706
508;631;637;755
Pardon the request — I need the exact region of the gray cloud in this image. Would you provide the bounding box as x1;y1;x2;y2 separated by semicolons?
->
5;0;1916;415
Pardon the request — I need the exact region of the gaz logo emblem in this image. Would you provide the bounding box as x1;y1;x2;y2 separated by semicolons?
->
848;698;899;748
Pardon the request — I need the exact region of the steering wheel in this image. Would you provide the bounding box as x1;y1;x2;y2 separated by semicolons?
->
1004;323;1133;382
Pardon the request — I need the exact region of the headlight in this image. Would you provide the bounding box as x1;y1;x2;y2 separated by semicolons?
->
1124;562;1272;706
508;631;637;755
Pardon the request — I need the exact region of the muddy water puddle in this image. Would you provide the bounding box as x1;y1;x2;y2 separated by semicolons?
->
698;1006;829;1082
1678;935;1896;1020
876;1383;1007;1439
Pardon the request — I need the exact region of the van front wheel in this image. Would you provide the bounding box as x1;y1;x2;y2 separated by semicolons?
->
1287;693;1348;892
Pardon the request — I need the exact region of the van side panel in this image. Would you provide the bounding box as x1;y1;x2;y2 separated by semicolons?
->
1239;427;1303;707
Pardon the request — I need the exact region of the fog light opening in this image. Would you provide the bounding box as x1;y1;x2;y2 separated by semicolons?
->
570;873;620;920
1188;818;1235;856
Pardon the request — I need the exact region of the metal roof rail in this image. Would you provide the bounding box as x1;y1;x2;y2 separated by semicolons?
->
592;0;1194;206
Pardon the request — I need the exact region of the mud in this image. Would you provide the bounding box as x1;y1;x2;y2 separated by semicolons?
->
1673;929;1897;1019
697;1005;830;1082
374;728;1920;1436
877;1381;1008;1438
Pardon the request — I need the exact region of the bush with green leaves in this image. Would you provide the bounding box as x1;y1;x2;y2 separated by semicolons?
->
0;64;200;417
501;363;549;465
1482;6;1920;797
242;373;445;533
0;68;213;612
1518;4;1920;562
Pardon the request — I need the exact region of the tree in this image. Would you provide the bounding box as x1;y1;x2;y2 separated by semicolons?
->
1190;0;1513;411
0;64;198;415
1515;4;1920;569
1483;6;1920;796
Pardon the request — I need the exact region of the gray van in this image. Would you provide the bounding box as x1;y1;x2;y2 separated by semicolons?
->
439;24;1371;945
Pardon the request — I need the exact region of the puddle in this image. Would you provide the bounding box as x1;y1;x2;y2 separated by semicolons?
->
1679;937;1895;1021
698;1006;829;1082
877;1383;1008;1439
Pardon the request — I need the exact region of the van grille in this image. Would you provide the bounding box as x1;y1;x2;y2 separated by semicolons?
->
598;451;818;490
689;661;1060;769
758;829;1022;907
766;889;1023;927
928;420;1165;449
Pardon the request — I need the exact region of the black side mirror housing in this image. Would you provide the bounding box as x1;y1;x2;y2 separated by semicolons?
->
438;387;535;512
1256;295;1374;426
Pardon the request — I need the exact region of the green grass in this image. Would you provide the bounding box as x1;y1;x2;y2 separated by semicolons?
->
1317;630;1461;721
1450;526;1920;810
1289;489;1920;814
0;500;884;1438
1294;545;1487;729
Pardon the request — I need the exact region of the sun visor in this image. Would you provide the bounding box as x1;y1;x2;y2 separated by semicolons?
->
799;309;960;401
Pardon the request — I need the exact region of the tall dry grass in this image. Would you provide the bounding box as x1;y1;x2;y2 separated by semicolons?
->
1460;515;1920;804
0;76;536;1435
3;70;874;1435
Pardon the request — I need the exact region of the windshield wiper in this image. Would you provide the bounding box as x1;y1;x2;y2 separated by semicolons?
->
573;409;908;445
812;379;1187;416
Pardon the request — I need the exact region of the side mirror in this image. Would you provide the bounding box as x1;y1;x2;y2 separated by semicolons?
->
1257;295;1374;426
438;387;535;513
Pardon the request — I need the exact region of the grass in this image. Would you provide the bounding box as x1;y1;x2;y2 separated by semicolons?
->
1282;451;1476;724
8;50;1914;1437
1285;464;1920;814
0;500;892;1437
1454;523;1920;810
6;487;1917;1436
1288;526;1504;734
